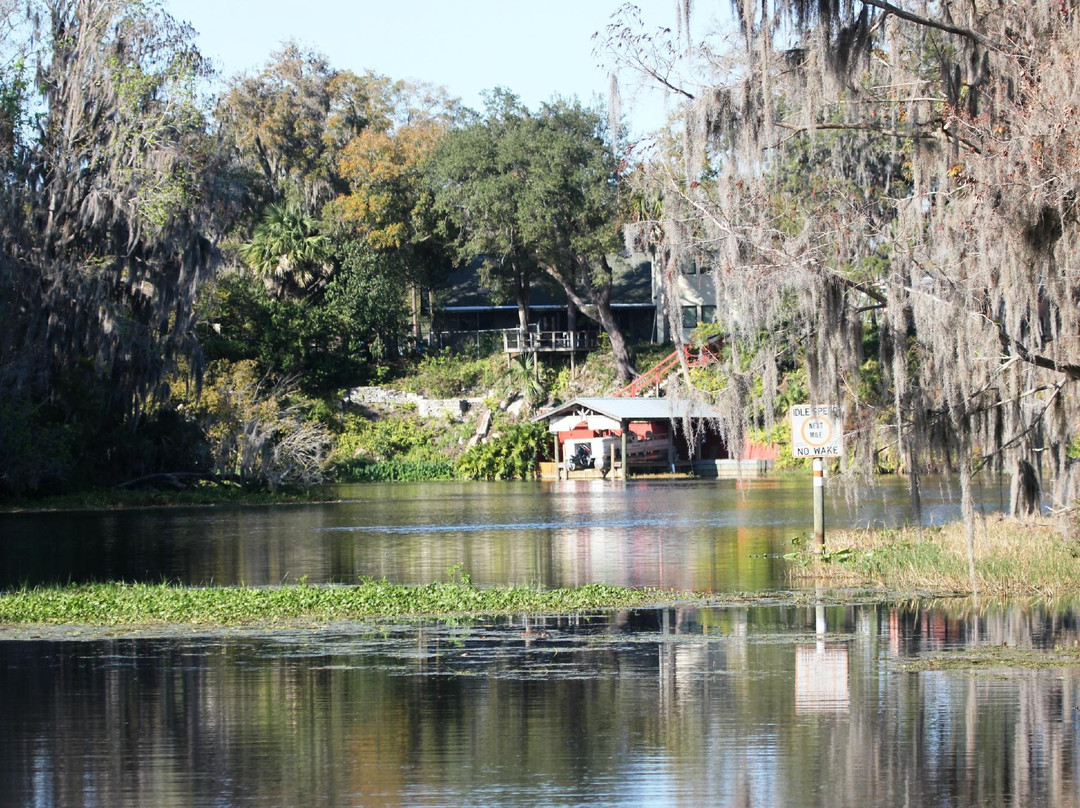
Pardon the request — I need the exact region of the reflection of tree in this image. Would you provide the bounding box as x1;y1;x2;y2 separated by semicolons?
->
6;606;1080;805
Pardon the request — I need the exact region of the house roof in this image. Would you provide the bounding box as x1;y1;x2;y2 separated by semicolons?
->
443;253;654;309
533;396;726;426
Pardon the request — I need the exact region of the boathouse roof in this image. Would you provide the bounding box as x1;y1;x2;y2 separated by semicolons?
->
533;396;725;428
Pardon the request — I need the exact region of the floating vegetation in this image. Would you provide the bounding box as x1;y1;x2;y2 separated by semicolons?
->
0;579;672;627
894;645;1080;673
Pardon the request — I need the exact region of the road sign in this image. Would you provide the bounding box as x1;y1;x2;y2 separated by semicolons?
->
790;404;843;458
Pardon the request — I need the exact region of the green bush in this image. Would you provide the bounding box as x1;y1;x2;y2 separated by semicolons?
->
0;390;75;495
332;415;445;465
454;421;550;480
396;350;501;399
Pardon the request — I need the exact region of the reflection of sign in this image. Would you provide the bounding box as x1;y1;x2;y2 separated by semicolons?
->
791;405;843;457
795;644;850;714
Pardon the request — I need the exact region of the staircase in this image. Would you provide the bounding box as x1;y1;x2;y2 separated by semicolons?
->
614;338;723;398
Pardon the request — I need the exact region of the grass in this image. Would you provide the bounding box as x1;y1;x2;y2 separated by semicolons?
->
791;516;1080;601
0;579;672;627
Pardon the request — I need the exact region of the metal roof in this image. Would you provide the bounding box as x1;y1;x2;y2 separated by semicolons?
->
533;396;725;424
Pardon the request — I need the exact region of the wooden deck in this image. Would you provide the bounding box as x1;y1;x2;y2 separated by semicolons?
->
502;329;599;355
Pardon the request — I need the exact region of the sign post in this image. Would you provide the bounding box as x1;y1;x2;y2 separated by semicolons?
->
791;405;843;553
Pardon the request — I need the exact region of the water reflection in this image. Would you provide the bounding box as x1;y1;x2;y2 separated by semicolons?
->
2;603;1078;807
0;476;1006;590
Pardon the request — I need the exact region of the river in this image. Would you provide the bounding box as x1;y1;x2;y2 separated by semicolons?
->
4;476;1077;807
0;475;1005;590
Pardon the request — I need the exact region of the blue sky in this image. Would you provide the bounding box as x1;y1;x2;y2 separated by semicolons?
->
164;0;686;137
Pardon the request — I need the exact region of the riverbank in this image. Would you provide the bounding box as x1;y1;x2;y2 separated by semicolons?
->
0;485;342;513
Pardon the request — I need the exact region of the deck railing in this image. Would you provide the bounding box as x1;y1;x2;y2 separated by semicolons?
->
502;329;599;353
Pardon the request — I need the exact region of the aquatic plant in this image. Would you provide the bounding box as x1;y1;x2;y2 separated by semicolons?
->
337;459;456;483
0;579;665;627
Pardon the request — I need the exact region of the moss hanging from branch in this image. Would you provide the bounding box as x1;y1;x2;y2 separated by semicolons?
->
600;0;1080;529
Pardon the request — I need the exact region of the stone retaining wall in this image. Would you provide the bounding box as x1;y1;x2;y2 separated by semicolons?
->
345;386;486;419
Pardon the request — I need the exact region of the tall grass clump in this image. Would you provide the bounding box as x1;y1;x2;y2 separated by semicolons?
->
800;518;1080;601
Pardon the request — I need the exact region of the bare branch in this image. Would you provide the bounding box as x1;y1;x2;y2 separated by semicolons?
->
859;0;1009;53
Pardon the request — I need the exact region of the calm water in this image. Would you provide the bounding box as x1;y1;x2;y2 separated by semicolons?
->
2;605;1078;807
0;475;1006;590
5;475;1073;808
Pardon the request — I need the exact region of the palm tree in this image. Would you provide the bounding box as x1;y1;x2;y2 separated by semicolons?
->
241;203;332;296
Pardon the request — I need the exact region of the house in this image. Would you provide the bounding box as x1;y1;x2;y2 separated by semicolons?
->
434;253;655;352
533;397;769;479
651;254;719;343
433;250;720;353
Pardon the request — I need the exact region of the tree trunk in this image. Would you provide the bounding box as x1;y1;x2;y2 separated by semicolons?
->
410;283;421;342
544;256;636;383
515;273;531;334
596;303;635;383
1009;457;1041;519
427;286;439;347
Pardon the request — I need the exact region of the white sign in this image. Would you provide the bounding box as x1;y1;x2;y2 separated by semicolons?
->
790;404;843;458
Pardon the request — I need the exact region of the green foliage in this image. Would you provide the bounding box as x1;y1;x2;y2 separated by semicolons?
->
857;357;884;404
508;353;546;409
240;202;331;293
0;579;666;626
337;459;455;482
0;390;76;496
395;350;501;398
775;367;808;414
0;359;209;496
454;421;551;480
199;241;407;396
0;57;28;159
198;274;351;391
332;415;444;464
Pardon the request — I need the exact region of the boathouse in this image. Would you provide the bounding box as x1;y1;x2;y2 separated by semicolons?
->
533;397;765;479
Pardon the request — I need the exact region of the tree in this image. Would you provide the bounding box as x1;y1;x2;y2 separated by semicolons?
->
525;99;636;382
241;202;332;297
0;0;231;493
601;2;1080;539
329;86;458;341
215;42;393;212
428;91;636;381
200;239;407;397
427;89;542;336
